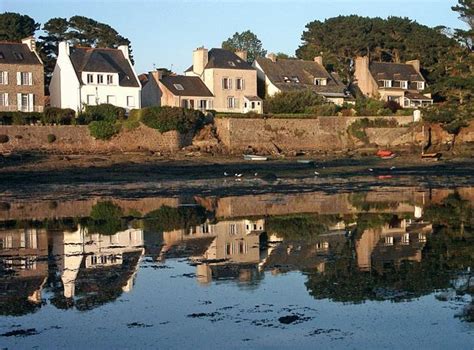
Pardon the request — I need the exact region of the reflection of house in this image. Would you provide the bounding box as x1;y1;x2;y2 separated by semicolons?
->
355;217;432;272
354;56;433;108
253;54;351;105
0;228;48;314
141;70;214;110
159;219;266;284
52;225;144;299
50;41;141;112
185;47;263;113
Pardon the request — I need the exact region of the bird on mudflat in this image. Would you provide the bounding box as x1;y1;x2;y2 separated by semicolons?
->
235;173;243;177
224;172;229;176
314;171;320;176
368;168;374;172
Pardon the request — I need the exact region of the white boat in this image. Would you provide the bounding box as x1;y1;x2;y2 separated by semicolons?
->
297;159;314;164
243;154;268;161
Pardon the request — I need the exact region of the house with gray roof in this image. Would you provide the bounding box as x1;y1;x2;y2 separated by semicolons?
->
185;47;262;114
253;54;352;105
50;41;141;112
141;70;214;110
354;56;433;108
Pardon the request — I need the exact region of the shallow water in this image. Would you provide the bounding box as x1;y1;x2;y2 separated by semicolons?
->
0;186;473;349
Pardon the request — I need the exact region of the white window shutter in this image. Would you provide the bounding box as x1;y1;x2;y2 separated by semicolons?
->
28;72;33;85
4;93;8;106
29;93;34;111
17;93;22;110
229;79;232;89
17;72;21;85
4;72;8;84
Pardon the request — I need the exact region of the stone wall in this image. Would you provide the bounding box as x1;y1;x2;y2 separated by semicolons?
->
0;124;192;153
214;116;415;153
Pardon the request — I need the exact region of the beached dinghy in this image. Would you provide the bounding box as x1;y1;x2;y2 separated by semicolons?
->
243;154;268;161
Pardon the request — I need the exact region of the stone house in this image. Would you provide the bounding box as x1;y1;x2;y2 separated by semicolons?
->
354;56;433;108
253;54;351;105
185;47;262;114
141;70;214;110
0;37;45;113
50;41;141;112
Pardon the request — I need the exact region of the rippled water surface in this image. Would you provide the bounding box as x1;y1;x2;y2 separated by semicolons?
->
0;186;473;349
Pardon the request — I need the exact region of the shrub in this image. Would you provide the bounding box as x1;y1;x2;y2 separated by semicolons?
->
355;97;386;116
143;205;207;232
88;201;125;235
42;107;75;125
264;90;327;114
123;109;141;130
304;103;338;116
88;120;120;140
78;104;126;124
0;112;42;125
141;106;204;133
0;134;9;143
383;100;403;113
47;134;56;143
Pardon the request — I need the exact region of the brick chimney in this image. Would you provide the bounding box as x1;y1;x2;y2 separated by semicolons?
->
235;50;248;61
193;47;208;76
118;45;130;60
21;36;36;52
267;53;277;63
406;59;420;73
314;56;323;66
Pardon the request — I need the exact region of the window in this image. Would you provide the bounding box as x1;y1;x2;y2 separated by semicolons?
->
107;95;116;104
87;74;93;84
229;224;236;235
225;243;232;256
174;83;184;91
90;255;98;265
314;78;327;86
291;76;300;83
19;93;31;111
239;241;245;254
398;80;408;89
251;101;255;109
199;99;207;109
87;94;96;105
127;96;135;107
0;93;8;106
0;71;7;84
222;77;231;90
97;74;104;84
107;74;113;85
18;72;32;85
382;80;392;88
417;81;425;90
283;76;291;83
384;236;394;246
182;99;190;109
228;61;236;67
227;96;236;109
402;233;410;245
236;78;243;90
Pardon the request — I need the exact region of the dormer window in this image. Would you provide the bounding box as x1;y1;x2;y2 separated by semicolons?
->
283;76;291;83
174;83;184;91
97;74;104;84
381;80;392;88
417;81;425;90
87;74;93;84
13;52;24;60
228;61;236;67
291;76;300;83
398;80;408;89
107;74;113;85
314;78;327;86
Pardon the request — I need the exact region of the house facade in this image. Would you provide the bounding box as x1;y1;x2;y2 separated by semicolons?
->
141;70;214;110
185;47;262;114
50;41;141;112
253;54;351;105
354;56;433;108
0;37;44;113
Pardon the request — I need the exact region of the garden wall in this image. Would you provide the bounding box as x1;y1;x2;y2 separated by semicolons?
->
0;124;192;154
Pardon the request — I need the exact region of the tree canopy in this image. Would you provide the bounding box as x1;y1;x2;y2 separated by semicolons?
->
0;12;39;41
222;30;267;62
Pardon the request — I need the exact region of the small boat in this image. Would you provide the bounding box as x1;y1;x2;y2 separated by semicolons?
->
380;153;397;159
243;154;268;161
421;152;441;161
376;149;396;159
297;159;314;164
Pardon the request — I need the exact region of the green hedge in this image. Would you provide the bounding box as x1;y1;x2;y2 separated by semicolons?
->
88;120;121;140
0;109;75;125
140;106;204;133
77;104;126;124
42;107;75;125
0;112;42;125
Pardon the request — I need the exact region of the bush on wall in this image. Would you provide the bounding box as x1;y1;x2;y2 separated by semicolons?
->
77;104;126;124
140;106;204;133
88;120;121;140
42;107;75;125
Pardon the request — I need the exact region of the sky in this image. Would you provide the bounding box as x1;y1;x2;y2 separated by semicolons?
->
3;0;464;74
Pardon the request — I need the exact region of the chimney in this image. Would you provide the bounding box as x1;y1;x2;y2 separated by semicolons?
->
58;41;70;57
356;56;369;70
118;45;130;60
193;47;208;76
267;53;277;63
235;50;248;62
21;36;36;52
314;56;323;66
406;59;420;73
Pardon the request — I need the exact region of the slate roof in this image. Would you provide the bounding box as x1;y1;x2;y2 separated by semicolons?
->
255;57;349;97
186;48;254;72
69;47;140;87
160;75;213;97
369;62;425;82
0;42;42;65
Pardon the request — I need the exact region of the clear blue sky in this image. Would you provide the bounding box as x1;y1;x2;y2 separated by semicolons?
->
4;0;463;74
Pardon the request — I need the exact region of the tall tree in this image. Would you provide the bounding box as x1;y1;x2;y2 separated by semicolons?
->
452;0;474;50
222;30;267;62
0;12;39;41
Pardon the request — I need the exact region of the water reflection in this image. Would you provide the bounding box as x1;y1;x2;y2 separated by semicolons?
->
0;188;472;324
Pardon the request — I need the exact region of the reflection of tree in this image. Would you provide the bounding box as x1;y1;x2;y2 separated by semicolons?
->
266;214;342;241
143;205;207;232
87;201;126;235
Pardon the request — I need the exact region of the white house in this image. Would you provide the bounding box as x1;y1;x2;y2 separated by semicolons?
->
50;41;141;112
